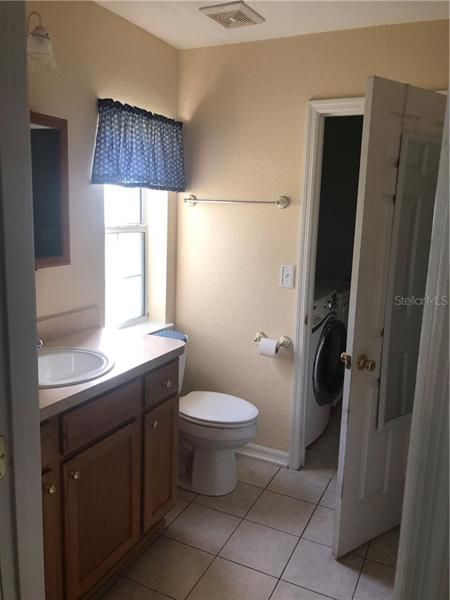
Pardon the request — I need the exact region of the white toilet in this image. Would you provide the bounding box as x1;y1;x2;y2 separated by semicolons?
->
177;337;259;496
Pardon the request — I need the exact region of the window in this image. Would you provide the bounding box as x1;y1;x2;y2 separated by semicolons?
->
104;185;147;327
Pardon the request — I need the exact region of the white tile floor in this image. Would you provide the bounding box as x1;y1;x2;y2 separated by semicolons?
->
102;411;399;600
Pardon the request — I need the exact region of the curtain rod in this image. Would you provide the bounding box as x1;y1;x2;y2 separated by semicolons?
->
184;195;290;209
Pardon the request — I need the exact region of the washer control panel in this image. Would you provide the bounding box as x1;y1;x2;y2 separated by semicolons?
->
312;292;337;328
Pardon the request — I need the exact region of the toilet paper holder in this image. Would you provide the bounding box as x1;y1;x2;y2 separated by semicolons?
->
254;331;292;349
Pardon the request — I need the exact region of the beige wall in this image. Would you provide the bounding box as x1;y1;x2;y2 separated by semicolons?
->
176;20;449;452
28;1;178;320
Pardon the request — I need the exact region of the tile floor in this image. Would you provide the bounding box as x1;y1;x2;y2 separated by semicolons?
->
102;410;399;600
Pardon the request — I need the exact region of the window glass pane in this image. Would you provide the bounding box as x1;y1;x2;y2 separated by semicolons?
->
105;231;145;325
104;185;142;227
117;231;144;277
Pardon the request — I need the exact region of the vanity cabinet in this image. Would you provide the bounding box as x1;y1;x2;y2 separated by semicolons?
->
42;469;64;600
143;395;178;531
40;358;179;600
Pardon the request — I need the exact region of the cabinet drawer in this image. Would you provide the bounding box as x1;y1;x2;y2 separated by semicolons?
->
41;420;55;471
144;360;178;410
61;379;141;454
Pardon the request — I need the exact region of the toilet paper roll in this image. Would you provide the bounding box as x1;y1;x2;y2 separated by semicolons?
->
258;338;280;357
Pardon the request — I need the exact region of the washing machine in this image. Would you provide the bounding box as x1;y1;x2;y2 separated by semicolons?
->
305;290;347;446
316;281;351;407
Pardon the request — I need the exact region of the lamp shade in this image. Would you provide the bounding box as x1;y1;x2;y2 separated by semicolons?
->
27;16;57;72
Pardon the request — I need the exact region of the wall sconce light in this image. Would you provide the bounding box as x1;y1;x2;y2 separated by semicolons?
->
27;11;57;72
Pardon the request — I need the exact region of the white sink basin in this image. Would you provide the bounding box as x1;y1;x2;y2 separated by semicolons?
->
38;347;114;389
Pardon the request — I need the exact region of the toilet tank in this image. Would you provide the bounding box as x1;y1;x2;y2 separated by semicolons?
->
151;329;188;393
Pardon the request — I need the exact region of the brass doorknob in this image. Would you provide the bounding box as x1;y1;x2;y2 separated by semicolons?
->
152;419;159;430
340;352;352;369
46;484;57;495
71;470;81;480
356;354;376;371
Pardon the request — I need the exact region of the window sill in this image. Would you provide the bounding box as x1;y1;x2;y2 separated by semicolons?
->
112;319;174;336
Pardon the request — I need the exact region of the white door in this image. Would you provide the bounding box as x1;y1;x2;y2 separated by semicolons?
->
333;77;446;557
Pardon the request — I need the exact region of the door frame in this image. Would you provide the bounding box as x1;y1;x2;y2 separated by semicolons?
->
289;96;364;470
0;3;45;598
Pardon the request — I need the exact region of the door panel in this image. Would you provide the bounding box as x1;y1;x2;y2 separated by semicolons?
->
333;77;445;557
379;135;441;426
64;423;141;600
143;396;178;531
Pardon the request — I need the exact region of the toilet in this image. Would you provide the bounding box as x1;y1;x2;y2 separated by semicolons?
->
179;391;258;496
153;330;259;496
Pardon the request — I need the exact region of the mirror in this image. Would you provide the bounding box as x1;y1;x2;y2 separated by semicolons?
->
30;111;70;269
378;133;441;427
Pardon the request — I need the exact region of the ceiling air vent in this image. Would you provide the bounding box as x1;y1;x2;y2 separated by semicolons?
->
199;1;265;29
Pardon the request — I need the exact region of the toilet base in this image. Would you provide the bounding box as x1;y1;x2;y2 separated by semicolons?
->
190;448;237;496
179;415;258;496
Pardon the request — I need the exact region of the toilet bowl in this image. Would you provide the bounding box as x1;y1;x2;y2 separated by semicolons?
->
152;329;259;496
179;391;258;496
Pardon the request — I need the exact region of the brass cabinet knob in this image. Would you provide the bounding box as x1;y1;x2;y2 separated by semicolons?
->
46;484;57;496
152;419;159;430
163;379;173;389
71;470;81;481
356;354;377;372
340;352;352;370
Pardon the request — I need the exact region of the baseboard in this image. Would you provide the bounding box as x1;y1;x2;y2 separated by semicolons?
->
236;443;289;467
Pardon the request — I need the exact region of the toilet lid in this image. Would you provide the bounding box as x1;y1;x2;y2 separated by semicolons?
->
180;391;258;425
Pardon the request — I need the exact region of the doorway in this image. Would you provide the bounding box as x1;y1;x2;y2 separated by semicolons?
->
290;97;364;472
306;115;363;449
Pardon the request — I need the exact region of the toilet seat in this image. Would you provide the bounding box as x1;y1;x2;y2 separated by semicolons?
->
180;391;259;429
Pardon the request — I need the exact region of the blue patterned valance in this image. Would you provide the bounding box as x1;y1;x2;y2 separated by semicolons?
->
91;98;185;192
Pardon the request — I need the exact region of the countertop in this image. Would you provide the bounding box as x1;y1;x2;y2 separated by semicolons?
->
39;327;185;421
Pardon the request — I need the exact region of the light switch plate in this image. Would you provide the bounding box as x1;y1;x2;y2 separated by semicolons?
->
280;264;295;288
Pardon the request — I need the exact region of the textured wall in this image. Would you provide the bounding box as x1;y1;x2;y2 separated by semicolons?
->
176;20;449;452
28;1;178;320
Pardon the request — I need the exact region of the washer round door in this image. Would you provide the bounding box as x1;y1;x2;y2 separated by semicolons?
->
313;317;346;406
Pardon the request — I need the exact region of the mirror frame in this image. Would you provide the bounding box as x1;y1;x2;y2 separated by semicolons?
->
30;111;70;269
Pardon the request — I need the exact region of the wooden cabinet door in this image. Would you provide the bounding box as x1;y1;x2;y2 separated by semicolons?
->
143;396;178;531
42;470;64;600
64;422;141;600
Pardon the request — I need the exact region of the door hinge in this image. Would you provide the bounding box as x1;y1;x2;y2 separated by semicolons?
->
0;437;7;480
304;314;308;326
